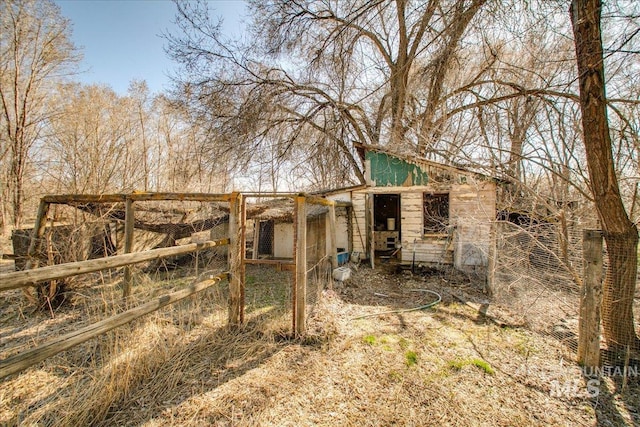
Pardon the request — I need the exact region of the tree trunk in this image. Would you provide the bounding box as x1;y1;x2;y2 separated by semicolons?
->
570;0;639;349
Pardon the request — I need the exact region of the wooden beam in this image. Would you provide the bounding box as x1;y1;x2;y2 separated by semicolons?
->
252;220;260;260
578;229;603;368
244;259;294;266
123;198;135;297
367;193;375;269
305;195;334;207
486;221;497;297
228;192;245;325
0;272;228;379
294;195;307;336
0;239;229;292
328;202;338;279
42;192;232;204
43;194;127;204
24;200;50;270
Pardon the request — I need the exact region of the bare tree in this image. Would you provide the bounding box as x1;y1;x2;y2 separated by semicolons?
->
570;0;639;349
166;0;492;186
44;83;134;194
0;0;79;229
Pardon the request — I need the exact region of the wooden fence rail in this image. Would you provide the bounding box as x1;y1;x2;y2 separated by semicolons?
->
0;272;228;379
0;239;229;292
42;192;233;204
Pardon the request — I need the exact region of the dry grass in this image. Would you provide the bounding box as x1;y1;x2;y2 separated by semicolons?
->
1;264;639;426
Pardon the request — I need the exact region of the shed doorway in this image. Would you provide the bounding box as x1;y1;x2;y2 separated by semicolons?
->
373;194;400;256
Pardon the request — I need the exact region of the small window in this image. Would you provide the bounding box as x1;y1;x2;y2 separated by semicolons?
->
423;193;449;234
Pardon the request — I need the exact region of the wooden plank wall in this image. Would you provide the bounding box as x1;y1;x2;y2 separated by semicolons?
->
450;182;496;269
274;223;294;258
351;192;367;257
325;179;496;268
400;192;451;264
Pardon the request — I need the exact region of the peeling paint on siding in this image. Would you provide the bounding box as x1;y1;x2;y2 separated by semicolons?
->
366;151;429;187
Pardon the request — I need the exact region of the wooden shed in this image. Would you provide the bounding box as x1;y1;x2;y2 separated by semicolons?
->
326;146;497;272
245;198;347;264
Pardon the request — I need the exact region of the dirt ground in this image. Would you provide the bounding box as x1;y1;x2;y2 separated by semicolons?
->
1;263;639;426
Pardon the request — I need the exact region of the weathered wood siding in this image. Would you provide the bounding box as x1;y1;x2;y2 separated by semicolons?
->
323;151;497;269
272;216;329;262
399;191;452;264
450;182;496;269
324;213;349;254
274;223;294;258
350;192;367;257
351;180;496;267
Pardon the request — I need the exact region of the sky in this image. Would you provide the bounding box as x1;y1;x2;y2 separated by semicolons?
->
56;0;247;95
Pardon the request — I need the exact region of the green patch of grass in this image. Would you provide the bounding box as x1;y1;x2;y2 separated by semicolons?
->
471;359;494;374
448;358;494;375
388;370;403;382
515;337;537;357
447;359;466;370
405;350;418;367
363;334;377;345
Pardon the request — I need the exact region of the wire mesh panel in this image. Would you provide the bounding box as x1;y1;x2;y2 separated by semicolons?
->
304;199;333;320
11;203;118;270
241;194;338;335
492;221;583;344
1;194;233;373
491;225;640;394
243;195;296;329
10;196;230;307
126;199;229;278
599;230;640;364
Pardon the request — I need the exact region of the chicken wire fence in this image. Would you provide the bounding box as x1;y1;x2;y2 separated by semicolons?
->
242;195;334;333
11;198;230;300
302;199;334;312
3;196;232;362
491;220;583;347
489;219;640;373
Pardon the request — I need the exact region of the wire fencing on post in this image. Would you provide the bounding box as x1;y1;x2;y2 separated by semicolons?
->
490;219;640;378
242;195;295;330
598;230;640;368
303;197;335;328
472;218;584;383
2;193;234;376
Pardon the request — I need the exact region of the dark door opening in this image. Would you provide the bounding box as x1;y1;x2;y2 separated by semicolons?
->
258;220;274;256
373;194;400;253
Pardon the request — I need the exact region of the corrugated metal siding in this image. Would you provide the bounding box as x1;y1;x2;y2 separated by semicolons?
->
366;151;429;186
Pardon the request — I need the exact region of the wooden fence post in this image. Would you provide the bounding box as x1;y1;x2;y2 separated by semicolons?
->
228;192;245;326
294;195;307;336
252;220;260;260
25;200;50;270
123;198;135;297
328;201;337;280
486;221;497;297
23;200;50;303
578;229;603;368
